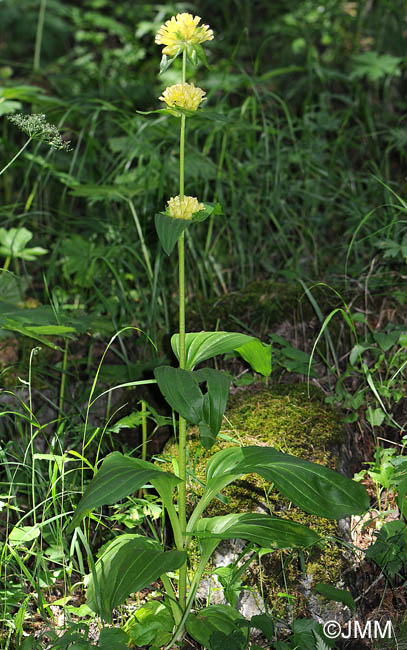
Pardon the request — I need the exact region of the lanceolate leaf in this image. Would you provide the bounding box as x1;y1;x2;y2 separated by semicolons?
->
67;452;180;532
194;512;320;548
86;534;186;622
171;331;255;370
203;446;369;519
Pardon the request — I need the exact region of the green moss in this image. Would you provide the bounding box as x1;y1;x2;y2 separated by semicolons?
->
160;383;348;619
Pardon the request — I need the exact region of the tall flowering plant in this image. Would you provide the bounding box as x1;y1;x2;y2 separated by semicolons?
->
68;12;369;649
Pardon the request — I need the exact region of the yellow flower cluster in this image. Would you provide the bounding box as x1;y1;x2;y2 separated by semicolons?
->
159;83;206;111
167;195;204;220
155;13;214;56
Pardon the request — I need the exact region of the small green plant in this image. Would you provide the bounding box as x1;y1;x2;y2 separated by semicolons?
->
0;226;47;272
365;519;407;580
65;12;369;650
325;321;407;431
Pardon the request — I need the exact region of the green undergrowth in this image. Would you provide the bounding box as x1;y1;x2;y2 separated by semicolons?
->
159;383;348;620
186;277;407;337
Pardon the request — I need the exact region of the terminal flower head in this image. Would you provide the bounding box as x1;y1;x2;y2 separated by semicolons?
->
159;83;206;112
167;195;204;220
155;13;213;56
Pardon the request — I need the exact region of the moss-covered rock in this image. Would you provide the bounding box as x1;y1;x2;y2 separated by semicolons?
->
160;382;351;620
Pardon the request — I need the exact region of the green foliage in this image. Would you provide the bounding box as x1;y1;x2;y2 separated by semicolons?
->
4;0;406;645
350;52;402;81
85;534;186;623
186;604;249;649
67;452;181;531
365;520;407;579
0;227;47;261
124;600;174;647
313;583;356;611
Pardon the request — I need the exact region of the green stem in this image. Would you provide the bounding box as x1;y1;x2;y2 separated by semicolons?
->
2;257;11;273
177;49;188;613
58;339;68;423
128;199;154;282
33;0;47;72
177;234;187;611
0;138;32;177
138;400;147;499
180;115;186;200
160;573;183;626
141;400;147;462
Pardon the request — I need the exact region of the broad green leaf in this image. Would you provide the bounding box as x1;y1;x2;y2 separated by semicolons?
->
203;446;369;519
125;600;174;647
154;212;190;256
86;534;186;622
154;366;204;424
237;613;275;641
209;630;247;650
350;51;402;81
194;512;320;548
171;331;255;370
186;604;248;649
154;366;229;447
67;452;180;532
195;368;230;449
0;227;47;260
98;628;129;650
0;227;32;253
373;331;399;352
313;583;356;611
235;339;271;376
366;406;386;428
